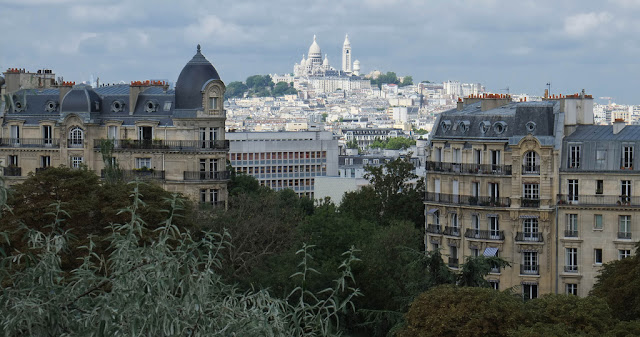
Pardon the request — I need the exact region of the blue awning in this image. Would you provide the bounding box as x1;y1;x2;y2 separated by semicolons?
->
519;215;539;219
427;208;439;214
484;247;499;257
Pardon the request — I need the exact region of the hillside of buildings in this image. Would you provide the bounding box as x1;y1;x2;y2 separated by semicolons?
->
225;74;297;99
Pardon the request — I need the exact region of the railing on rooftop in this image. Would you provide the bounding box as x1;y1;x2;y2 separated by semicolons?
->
426;161;512;175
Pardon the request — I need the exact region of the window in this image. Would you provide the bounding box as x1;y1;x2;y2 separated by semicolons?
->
595;248;603;264
138;126;153;141
435;148;442;162
471;248;480;257
491;150;501;167
596;150;606;166
10;125;20;144
474;149;481;165
163;102;172;111
489;182;499;199
596;180;604;195
433;210;440;226
594;214;603;230
108;125;118;140
450;213;459;231
619;215;631;238
565;248;578;272
489;280;499;290
209;97;219;110
489;216;500;239
452;180;459;203
69;127;84;147
523;218;539;241
622;145;634;169
8;155;18;167
568;179;579;203
135;158;151;169
200;188;219;205
471;214;480;232
566;283;578;296
523;184;539;199
431;242;439;252
453;148;461;163
523;284;538;300
471;182;479;198
619;249;632;259
523;251;538;274
566;214;578;237
200;127;218;149
621;180;631;197
523;151;539;173
362;159;369;165
41;156;50;168
568;145;580;168
42;125;52;145
71;156;83;168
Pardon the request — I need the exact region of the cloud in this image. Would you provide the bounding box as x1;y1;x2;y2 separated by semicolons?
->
564;12;613;38
184;14;251;45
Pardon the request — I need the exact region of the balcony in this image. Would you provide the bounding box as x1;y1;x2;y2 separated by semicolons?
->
0;138;60;148
443;226;461;237
100;169;165;180
464;229;505;241
94;139;230;152
618;232;632;239
425;193;511;207
521;198;540;208
564;265;578;273
183;171;230;181
448;257;459;268
426;224;442;234
515;232;544;242
520;264;539;275
522;165;540;175
3;166;21;176
557;194;640;207
564;230;579;238
426;161;512;175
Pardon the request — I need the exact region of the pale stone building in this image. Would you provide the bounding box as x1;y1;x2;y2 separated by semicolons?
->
0;45;229;206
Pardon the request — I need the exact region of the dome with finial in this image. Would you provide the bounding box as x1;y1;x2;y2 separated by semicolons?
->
343;34;351;46
308;35;322;59
175;44;221;110
323;54;329;66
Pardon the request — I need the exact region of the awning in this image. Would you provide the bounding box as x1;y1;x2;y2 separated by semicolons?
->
427;208;439;214
486;213;499;218
519;215;539;219
484;247;499;257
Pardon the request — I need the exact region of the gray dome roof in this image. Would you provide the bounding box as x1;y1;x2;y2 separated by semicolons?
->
174;45;220;110
61;84;102;113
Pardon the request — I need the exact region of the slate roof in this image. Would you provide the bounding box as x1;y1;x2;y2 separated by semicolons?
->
564;125;640;141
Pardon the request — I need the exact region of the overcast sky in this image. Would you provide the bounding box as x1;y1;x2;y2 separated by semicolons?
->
1;0;638;104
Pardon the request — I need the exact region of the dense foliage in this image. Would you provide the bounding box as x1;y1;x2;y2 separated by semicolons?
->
370;72;413;89
225;75;297;99
369;137;416;150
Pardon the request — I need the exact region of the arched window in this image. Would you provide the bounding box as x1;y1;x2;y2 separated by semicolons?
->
523;151;539;174
69;127;84;148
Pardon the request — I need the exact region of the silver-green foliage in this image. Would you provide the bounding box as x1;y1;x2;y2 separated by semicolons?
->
0;182;360;336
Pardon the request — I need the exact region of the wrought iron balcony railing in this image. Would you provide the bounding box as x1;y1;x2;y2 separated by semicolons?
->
515;232;544;242
520;264;539;275
464;229;505;241
94;139;230;151
0;138;60;148
557;194;640;207
426;224;442;234
443;226;461;237
426;161;512;175
183;171;230;181
424;193;511;207
3;166;21;176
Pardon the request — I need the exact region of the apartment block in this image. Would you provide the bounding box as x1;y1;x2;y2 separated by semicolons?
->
0;46;229;206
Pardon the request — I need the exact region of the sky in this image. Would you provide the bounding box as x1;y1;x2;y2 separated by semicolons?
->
1;0;639;104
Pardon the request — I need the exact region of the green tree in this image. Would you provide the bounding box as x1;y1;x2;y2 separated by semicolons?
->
457;256;510;287
591;248;640;320
400;76;413;87
384;137;416;150
225;81;248;98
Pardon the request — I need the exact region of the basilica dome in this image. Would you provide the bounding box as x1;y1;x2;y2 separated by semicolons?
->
308;35;322;59
175;45;220;110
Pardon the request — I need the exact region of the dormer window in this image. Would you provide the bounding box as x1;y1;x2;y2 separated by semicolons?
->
493;121;507;134
45;100;58;112
111;100;125;112
144;100;158;113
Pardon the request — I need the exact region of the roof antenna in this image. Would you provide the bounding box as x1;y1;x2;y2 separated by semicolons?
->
197;44;201;53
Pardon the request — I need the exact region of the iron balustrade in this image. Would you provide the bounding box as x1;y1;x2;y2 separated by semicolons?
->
0;138;60;148
3;166;21;176
522;165;540;175
520;264;539;275
521;198;540;208
564;265;578;273
618;232;632;239
448;257;459;268
183;171;230;181
464;229;505;240
426;224;442;234
515;232;544;242
443;226;461;237
564;230;579;238
94;139;229;151
557;194;640;207
426;161;512;175
424;192;511;207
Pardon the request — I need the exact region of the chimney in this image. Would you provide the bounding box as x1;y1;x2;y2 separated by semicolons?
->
613;119;626;134
457;97;464;111
58;81;75;105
